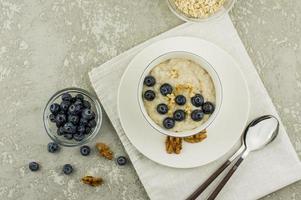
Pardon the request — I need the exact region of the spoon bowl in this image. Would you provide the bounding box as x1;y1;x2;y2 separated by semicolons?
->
243;115;279;152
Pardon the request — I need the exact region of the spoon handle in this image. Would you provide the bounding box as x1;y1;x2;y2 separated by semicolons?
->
186;160;231;200
207;157;244;200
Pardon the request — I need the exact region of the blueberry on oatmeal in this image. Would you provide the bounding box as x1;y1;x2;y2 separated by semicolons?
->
163;117;175;129
160;83;173;96
157;103;168;114
191;94;204;107
202;102;215;114
144;90;156;101
191;109;204;121
144;75;156;87
175;95;186;105
173;110;186;121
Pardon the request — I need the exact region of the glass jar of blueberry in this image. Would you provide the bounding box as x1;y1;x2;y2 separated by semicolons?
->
43;88;102;147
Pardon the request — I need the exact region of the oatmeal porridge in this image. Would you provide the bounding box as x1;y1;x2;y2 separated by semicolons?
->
142;58;216;132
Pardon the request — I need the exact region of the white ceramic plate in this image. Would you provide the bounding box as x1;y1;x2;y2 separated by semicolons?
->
118;36;250;168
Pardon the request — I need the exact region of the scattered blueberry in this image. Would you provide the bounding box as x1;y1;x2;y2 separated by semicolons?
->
64;133;73;140
144;90;156;101
50;103;60;114
163;117;175;129
191;109;204;121
202;102;215;114
62;92;72;102
68;115;79;125
160;83;173;96
48;142;60;153
60;101;71;112
88;119;97;128
77;125;86;134
191;94;204;107
57;127;65;136
63;164;73;175
116;156;127;166
175;95;186;105
29;161;40;171
49;114;56;123
73;133;85;141
144;76;156;87
173;110;186;121
55;114;67;127
157;103;168;114
80;145;91;156
82;100;91;109
82;109;95;120
75;94;84;101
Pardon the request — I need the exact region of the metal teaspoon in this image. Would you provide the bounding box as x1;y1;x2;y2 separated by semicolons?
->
186;115;279;200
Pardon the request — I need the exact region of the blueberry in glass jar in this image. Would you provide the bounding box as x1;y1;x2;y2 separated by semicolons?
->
62;93;72;102
60;101;71;112
50;103;60;115
48;91;98;143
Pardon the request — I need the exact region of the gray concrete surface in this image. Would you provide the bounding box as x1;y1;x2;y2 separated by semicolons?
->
0;0;300;199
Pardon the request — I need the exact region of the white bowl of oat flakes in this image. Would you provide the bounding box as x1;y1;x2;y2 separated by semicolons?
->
167;0;236;22
138;51;222;138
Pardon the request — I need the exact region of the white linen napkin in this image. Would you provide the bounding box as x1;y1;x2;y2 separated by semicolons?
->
89;15;301;200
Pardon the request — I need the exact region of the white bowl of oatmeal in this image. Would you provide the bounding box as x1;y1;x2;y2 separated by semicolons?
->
138;51;222;138
167;0;236;22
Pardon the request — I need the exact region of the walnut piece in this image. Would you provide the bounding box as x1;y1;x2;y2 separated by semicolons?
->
184;130;207;143
165;136;182;154
96;143;113;160
81;176;103;187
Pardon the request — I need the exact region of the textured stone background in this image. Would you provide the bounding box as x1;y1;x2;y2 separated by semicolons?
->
0;0;300;199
